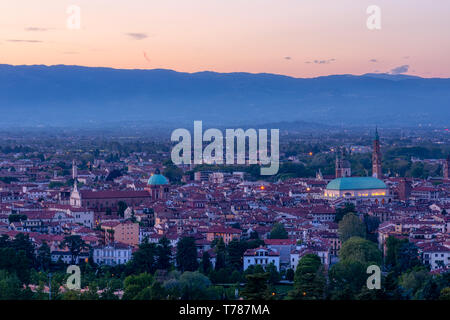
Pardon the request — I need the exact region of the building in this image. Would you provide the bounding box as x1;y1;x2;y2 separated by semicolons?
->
51;251;89;264
145;168;170;200
72;160;78;180
194;171;213;182
243;246;280;271
93;242;133;266
372;128;382;178
397;178;412;201
444;155;450;180
101;221;140;247
421;244;450;271
335;148;351;178
67;207;94;228
264;239;297;267
290;245;331;270
70;186;150;212
324;177;390;203
70;170;169;211
205;226;242;244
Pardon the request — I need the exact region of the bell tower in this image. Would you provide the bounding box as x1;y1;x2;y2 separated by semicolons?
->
372;127;382;178
444;154;450;180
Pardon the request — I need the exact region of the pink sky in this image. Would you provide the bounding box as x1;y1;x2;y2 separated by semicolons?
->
1;0;449;77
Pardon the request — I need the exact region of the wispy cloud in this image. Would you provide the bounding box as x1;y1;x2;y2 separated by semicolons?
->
7;39;43;43
390;65;409;75
143;51;151;63
369;59;378;63
25;27;48;32
126;33;148;40
305;58;336;64
284;56;292;60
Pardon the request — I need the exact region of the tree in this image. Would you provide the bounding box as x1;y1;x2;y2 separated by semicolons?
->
105;169;123;181
285;268;295;282
0;235;10;248
200;251;212;275
399;267;431;299
148;281;166;300
117;201;127;218
269;223;288;239
11;233;35;264
384;271;404;300
420;277;441;300
123;273;154;300
335;203;355;223
339;237;382;266
226;239;246;271
266;263;281;285
156;236;172;270
385;236;406;269
289;254;325;299
214;238;227;271
176;237;198;272
0;247;32;284
8;214;27;224
385;237;421;274
338;213;366;242
396;242;421;273
179;271;212;299
129;240;158;274
328;261;367;300
0;270;28;300
440;287;450;300
60;235;89;265
37;242;51;272
241;272;272;300
163;163;183;183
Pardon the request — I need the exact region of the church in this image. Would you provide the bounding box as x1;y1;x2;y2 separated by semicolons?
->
324;128;390;203
70;168;169;212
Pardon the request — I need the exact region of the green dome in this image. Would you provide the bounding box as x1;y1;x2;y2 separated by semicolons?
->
147;173;168;185
326;177;386;190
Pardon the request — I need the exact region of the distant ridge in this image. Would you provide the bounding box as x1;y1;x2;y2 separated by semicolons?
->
0;64;449;127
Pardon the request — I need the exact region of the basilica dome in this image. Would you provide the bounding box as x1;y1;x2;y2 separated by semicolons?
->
147;169;169;186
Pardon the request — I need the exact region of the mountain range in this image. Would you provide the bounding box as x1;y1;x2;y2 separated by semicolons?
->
0;64;449;128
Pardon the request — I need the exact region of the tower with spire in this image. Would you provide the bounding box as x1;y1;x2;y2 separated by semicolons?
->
335;147;351;178
444;154;450;180
372;127;382;178
72;160;78;181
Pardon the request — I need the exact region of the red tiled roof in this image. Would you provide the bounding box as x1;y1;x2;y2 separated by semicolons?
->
80;190;149;199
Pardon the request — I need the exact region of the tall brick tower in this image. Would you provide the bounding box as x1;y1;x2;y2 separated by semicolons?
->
372;127;382;178
444;154;450;180
335;148;351;178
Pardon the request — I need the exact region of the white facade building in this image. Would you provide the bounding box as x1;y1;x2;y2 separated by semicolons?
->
243;246;280;271
93;242;133;266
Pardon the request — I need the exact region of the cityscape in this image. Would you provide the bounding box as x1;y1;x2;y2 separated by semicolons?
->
0;0;449;310
0;125;448;301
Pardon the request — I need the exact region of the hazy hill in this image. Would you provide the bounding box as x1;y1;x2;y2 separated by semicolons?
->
0;64;449;128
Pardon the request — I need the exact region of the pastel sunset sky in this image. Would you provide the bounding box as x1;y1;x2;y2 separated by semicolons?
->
1;0;449;77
